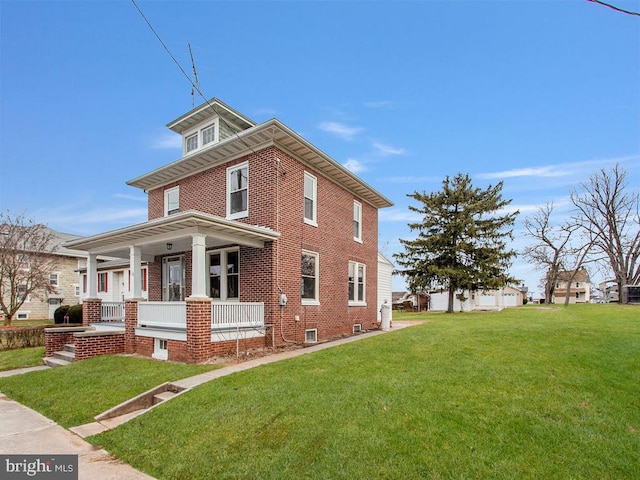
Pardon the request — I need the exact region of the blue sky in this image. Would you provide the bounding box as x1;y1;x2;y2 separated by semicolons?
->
1;1;639;296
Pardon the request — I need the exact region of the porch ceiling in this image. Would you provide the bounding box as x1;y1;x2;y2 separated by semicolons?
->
127;119;393;209
64;211;280;258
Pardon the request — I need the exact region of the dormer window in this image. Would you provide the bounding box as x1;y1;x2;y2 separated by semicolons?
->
183;119;219;155
185;134;198;153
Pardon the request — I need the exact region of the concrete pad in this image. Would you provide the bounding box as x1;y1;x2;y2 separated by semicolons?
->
69;421;109;438
0;394;154;480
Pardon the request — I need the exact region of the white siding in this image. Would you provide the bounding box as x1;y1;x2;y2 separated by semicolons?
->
377;253;393;321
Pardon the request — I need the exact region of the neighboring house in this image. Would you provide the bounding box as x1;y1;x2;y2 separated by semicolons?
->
377;252;393;321
599;280;619;303
77;259;149;304
553;268;591;304
429;285;525;312
62;98;393;363
8;228;85;320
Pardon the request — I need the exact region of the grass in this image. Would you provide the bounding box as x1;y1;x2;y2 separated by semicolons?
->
0;356;218;428
0;346;45;371
83;304;639;480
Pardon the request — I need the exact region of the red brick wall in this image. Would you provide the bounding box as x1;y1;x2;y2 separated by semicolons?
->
82;298;102;326
44;329;80;356
144;145;379;349
74;332;125;361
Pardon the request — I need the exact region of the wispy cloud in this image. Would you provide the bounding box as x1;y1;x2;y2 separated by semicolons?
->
379;208;421;223
113;193;147;202
36;206;148;236
478;166;571;180
343;158;367;173
478;155;639;181
364;100;393;108
318;121;363;140
152;132;182;149
372;142;405;156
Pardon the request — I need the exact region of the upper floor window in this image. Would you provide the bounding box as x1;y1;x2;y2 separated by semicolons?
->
49;273;59;287
301;250;319;305
353;201;362;242
304;172;317;226
185;133;198;153
227;162;248;219
164;186;180;216
184;119;219;155
348;261;366;305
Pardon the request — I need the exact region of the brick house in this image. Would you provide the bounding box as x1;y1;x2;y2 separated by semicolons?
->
60;98;392;363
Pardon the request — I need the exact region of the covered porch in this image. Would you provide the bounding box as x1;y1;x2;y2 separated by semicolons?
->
65;211;280;362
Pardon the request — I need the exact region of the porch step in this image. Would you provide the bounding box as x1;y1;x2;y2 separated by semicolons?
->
43;344;76;368
43;356;72;368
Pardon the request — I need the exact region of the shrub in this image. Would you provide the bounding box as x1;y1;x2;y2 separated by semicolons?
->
0;326;46;350
54;305;70;324
68;304;83;324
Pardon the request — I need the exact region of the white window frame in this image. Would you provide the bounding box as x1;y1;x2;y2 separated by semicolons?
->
305;328;318;343
208;248;240;301
304;172;317;226
201;121;218;146
49;272;60;288
348;261;367;306
153;338;168;360
301;250;319;305
16;312;29;320
185;133;198;153
353;200;362;243
74;284;80;297
98;272;108;293
227;162;249;219
164;186;180;216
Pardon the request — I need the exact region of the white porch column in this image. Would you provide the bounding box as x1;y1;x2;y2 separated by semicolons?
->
86;253;98;298
130;245;142;299
191;233;208;298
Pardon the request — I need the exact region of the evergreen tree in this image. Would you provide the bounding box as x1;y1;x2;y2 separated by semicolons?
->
394;173;518;313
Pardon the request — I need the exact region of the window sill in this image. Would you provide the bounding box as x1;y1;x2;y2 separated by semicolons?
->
348;301;367;307
302;299;320;306
304;219;318;227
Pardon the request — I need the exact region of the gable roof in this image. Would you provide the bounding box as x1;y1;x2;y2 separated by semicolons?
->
128;102;393;209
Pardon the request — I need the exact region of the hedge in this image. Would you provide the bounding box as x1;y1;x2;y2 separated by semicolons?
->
0;326;46;351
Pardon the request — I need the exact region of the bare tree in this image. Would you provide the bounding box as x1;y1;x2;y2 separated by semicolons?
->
0;211;60;325
571;164;640;297
523;202;596;305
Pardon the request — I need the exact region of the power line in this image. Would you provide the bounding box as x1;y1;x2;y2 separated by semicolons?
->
586;0;640;16
130;0;256;154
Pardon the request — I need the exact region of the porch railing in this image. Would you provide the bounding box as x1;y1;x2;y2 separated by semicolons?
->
212;302;264;330
101;302;125;322
138;302;187;329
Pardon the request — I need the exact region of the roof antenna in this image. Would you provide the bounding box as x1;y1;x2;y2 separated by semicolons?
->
188;43;201;108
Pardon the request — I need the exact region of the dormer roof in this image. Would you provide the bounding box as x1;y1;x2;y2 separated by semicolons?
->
166;97;255;134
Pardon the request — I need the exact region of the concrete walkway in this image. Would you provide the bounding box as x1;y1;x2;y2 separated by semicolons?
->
0;322;414;480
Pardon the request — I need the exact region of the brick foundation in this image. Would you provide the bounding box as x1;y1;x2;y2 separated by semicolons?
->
74;331;125;361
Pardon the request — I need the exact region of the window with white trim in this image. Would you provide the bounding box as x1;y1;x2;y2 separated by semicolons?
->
227;162;248;219
164;186;180;216
98;272;108;293
185;133;198;153
201;123;217;146
304;172;317;226
153;338;168;361
49;273;59;287
305;328;318;343
74;284;80;297
183;119;219;155
208;248;239;300
348;261;366;305
353;201;362;242
301;250;319;304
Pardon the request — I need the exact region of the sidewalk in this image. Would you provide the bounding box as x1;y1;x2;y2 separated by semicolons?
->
0;322;414;480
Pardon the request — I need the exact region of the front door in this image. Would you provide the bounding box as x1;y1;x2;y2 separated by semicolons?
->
163;256;185;301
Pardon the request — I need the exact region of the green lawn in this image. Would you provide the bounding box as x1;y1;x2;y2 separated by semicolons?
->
0;356;217;427
83;304;638;480
0;346;45;371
